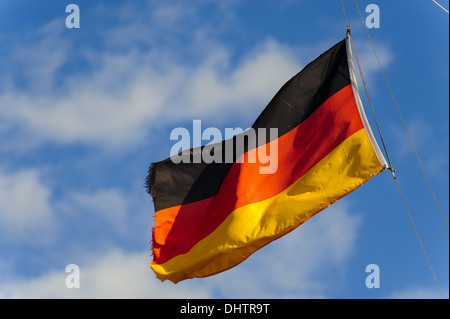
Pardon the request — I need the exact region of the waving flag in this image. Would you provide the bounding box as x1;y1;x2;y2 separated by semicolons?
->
146;36;387;283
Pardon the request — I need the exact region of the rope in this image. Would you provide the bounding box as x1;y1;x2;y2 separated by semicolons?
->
349;35;394;172
432;0;449;13
353;0;448;234
392;176;445;299
340;0;350;28
350;31;445;300
345;0;446;299
340;0;447;299
340;3;392;166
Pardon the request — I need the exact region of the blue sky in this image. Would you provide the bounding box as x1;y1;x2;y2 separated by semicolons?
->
0;0;448;299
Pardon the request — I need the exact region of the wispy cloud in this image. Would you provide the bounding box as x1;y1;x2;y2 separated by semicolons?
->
386;117;449;180
0;250;210;299
388;286;447;299
68;189;128;232
0;13;299;151
0;0;395;153
0;168;55;243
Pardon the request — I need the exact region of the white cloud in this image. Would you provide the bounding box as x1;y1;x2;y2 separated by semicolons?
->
388;286;447;299
0;35;299;151
69;188;128;230
0;0;304;152
181;39;299;119
388;119;434;158
0;249;210;299
0;0;394;153
2;20;70;93
0;168;55;242
0;69;167;149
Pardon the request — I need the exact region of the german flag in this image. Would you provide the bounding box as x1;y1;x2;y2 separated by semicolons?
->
146;36;387;283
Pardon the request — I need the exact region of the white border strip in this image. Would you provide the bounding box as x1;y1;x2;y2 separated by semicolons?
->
345;35;388;168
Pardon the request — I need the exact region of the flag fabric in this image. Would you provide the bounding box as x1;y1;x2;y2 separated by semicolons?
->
146;36;387;283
